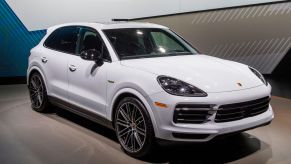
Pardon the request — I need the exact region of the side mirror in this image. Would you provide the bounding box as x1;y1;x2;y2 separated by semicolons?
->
80;49;103;65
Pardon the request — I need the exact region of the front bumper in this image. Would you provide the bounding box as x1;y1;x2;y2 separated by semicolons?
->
146;84;274;142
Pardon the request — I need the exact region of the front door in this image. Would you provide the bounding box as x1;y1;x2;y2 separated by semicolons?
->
67;27;111;117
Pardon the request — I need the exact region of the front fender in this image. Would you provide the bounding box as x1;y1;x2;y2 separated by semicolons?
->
107;87;158;136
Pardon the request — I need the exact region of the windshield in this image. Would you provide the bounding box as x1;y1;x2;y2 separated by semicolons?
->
103;28;197;60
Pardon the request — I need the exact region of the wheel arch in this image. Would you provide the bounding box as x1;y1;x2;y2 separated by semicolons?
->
109;88;158;135
27;66;48;93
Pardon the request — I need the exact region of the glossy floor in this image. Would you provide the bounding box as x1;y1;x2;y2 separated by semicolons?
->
0;85;290;164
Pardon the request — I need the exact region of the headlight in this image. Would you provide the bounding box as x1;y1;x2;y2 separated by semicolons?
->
157;76;207;97
249;66;267;86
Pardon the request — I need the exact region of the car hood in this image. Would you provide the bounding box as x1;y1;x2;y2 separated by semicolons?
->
120;55;263;93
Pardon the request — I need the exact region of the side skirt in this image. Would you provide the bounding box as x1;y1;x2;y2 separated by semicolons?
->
48;96;114;130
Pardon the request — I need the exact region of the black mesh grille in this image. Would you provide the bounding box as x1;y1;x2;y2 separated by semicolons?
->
215;97;270;123
173;104;213;124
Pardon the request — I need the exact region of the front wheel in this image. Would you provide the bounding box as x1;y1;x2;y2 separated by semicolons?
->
114;97;156;158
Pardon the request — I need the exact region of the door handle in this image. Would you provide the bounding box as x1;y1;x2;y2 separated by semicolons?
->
41;57;48;63
69;65;76;72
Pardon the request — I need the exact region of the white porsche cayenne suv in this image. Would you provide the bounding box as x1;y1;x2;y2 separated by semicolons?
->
27;22;274;157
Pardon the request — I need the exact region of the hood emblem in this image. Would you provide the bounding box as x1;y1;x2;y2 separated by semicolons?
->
237;82;243;87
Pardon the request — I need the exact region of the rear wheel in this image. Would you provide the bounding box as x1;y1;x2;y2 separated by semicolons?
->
28;72;51;112
114;97;155;158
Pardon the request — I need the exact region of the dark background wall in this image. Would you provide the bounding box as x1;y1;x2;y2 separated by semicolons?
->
0;0;45;78
265;49;291;98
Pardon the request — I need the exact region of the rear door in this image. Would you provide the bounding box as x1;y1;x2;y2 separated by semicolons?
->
42;26;79;101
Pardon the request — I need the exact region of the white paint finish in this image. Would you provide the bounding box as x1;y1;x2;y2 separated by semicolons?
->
150;87;273;141
67;56;109;118
27;22;273;143
30;46;69;101
6;0;281;31
120;55;264;93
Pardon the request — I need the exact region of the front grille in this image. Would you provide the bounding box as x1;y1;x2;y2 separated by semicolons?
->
215;96;270;123
173;104;214;124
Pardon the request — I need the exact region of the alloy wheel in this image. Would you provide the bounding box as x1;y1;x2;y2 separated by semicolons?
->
116;102;147;153
28;74;44;108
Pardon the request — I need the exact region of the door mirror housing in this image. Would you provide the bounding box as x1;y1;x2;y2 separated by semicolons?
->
80;49;103;65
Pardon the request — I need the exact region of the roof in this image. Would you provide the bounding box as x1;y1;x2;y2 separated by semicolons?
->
47;21;168;32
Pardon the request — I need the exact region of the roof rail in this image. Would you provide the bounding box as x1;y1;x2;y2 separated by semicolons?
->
112;19;130;21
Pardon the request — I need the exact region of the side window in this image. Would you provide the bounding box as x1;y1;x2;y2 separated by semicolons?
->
79;28;111;61
44;27;79;54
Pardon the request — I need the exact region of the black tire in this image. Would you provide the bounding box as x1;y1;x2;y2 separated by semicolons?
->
28;72;51;113
114;97;156;158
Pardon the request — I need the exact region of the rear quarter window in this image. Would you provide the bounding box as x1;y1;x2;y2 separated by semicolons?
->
44;27;79;54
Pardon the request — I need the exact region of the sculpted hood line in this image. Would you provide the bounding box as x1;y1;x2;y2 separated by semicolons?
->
121;55;263;93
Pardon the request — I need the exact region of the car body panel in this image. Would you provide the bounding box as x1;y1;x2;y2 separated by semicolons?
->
27;22;274;143
148;83;272;141
67;55;109;118
29;46;69;101
120;55;264;93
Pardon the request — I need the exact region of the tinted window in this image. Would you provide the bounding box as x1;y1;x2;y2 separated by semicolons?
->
103;28;197;60
44;27;79;54
79;28;111;61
